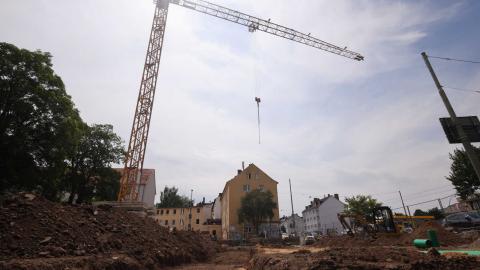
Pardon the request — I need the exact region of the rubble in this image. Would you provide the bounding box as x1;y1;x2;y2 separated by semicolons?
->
0;193;216;269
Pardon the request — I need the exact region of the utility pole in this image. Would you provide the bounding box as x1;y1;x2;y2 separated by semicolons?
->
398;190;408;216
289;179;296;235
438;199;445;213
189;189;193;231
421;52;480;181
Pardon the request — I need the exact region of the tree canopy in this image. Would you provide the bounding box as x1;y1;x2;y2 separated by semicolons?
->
414;207;445;220
0;42;124;202
238;190;277;233
446;147;480;199
156;186;192;208
344;195;382;216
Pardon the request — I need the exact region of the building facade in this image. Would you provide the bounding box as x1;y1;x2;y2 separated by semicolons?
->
154;202;221;237
280;214;304;236
114;168;156;207
220;163;280;240
302;194;345;235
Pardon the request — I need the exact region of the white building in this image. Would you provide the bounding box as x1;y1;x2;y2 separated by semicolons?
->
280;214;304;236
302;194;345;235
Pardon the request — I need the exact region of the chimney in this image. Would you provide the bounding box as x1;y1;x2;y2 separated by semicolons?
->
202;197;205;204
334;194;339;200
237;169;242;175
242;161;245;170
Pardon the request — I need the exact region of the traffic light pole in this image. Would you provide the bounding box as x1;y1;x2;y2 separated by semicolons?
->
421;52;480;181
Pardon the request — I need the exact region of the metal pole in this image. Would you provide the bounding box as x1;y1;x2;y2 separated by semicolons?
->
289;179;295;234
189;189;193;231
399;190;408;216
421;52;480;181
438;199;445;213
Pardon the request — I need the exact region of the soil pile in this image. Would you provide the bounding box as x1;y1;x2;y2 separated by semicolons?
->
315;221;469;247
0;193;216;269
249;246;480;270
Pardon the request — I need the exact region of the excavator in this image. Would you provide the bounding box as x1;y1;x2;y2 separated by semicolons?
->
337;206;399;237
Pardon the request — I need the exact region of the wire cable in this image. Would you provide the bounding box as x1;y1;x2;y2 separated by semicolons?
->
443;86;480;94
428;55;480;64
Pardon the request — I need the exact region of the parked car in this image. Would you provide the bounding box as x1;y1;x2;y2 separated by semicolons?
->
442;212;480;229
305;235;315;245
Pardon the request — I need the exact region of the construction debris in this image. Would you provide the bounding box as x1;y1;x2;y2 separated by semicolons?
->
0;193;216;269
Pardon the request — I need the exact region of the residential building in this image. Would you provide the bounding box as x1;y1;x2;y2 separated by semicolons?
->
302;194;345;235
114;168;156;207
154;201;221;237
280;214;304;236
220;163;280;240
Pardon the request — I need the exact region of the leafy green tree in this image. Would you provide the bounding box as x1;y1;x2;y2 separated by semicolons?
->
156;186;192;208
344;195;382;216
0;42;83;199
446;147;480;199
64;124;124;203
238;190;277;233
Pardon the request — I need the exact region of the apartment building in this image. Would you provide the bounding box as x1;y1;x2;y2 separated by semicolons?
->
302;194;345;235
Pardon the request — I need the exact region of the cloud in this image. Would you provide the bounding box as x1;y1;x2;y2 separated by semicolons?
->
1;0;477;214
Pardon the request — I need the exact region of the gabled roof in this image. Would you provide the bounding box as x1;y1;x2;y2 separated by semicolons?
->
221;163;278;195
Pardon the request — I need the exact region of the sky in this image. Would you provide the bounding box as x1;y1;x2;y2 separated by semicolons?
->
1;0;479;215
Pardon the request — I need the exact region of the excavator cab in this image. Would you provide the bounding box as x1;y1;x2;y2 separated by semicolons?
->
372;206;397;234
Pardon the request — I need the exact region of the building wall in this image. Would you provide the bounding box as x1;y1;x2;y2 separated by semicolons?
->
317;197;345;235
154;204;214;233
302;196;345;235
220;164;280;240
281;214;304;236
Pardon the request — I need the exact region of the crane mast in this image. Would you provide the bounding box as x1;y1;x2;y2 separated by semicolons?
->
118;0;364;201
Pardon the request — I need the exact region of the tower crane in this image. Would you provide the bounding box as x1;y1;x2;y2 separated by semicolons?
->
117;0;364;202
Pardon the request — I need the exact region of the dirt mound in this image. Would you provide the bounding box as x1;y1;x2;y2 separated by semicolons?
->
0;193;216;269
249;246;480;270
315;221;470;248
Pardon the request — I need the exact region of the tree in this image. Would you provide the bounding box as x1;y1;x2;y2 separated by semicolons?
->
63;124;124;203
446;147;480;199
344;195;382;216
238;190;277;234
414;209;427;216
156;186;192;208
0;42;83;199
414;208;444;220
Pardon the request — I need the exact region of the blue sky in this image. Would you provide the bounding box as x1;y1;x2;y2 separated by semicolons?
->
1;0;479;214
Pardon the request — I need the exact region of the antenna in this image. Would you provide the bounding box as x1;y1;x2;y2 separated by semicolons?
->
255;97;261;144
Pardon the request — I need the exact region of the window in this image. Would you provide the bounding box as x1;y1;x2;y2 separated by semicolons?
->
248;173;252;179
197;208;200;213
157;210;159;214
180;219;184;225
172;220;176;225
258;185;264;191
255;173;260;180
243;184;250;192
160;210;164;215
173;209;176;214
181;208;184;214
165;220;168;225
196;219;200;224
166;209;169;214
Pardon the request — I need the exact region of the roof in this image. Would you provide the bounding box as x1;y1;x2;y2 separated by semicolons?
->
302;195;345;212
221;163;278;195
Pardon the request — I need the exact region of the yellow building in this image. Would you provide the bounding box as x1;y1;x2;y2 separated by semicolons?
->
154;203;221;237
220;163;280;240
